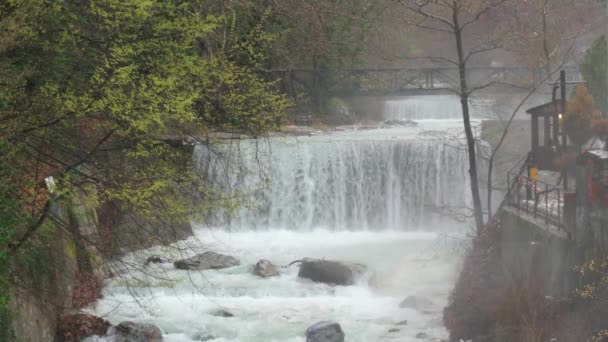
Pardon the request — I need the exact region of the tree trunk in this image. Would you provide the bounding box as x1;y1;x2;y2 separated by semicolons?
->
453;9;485;233
311;55;322;113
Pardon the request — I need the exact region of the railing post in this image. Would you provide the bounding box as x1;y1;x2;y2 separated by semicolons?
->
526;178;530;213
557;189;562;230
517;176;521;212
545;184;549;225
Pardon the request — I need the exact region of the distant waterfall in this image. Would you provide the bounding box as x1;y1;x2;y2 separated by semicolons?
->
384;95;461;120
195;130;472;231
383;95;494;120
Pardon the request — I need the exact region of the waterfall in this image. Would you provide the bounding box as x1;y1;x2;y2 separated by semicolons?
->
383;94;495;120
383;95;462;120
195;126;472;231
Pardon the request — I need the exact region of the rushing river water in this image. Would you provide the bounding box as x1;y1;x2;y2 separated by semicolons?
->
86;98;481;341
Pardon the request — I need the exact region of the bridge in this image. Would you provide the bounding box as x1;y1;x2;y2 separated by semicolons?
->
274;66;583;103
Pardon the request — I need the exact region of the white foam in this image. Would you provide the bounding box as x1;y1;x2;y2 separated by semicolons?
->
87;229;465;342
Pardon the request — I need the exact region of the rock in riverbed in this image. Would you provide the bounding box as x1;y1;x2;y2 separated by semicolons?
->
253;259;279;277
174;251;239;270
106;321;163;342
306;321;345;342
399;295;434;310
210;309;234;318
298;258;366;286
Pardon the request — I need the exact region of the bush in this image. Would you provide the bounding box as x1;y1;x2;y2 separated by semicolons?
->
564;84;600;146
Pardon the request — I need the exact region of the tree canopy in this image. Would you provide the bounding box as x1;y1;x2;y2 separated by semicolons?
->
581;35;607;115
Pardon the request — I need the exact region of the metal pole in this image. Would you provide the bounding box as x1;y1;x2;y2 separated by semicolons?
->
517;176;521;211
557;189;562;230
545;184;549;224
561;70;568;191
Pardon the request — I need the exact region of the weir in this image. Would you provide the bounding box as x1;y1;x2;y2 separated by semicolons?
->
196;98;475;231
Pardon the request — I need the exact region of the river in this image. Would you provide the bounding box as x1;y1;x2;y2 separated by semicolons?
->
86;95;481;341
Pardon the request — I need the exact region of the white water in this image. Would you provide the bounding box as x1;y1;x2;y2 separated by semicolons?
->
383;94;494;120
88;229;463;342
197;122;473;231
88;97;476;342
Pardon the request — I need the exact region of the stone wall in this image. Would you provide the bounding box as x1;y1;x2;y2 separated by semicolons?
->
500;208;579;297
9;189;194;340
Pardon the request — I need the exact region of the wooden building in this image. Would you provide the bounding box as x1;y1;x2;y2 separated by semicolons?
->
526;100;563;170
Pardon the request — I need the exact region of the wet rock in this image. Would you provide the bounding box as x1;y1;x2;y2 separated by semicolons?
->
174;251;239;271
416;332;428;339
210;309;234;318
144;256;164;266
253;259;279;277
383;119;418;127
192;333;216;341
399;295;434;310
306;321;345;342
388;328;400;333
106;321;163;342
298;258;366;286
56;313;111;342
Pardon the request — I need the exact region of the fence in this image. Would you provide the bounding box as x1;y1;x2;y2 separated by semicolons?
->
506;169;563;229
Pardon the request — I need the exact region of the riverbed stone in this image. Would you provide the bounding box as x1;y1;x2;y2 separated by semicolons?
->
306;321;345;342
173;251;239;271
298;258;366;286
415;332;428;339
253;259;279;277
399;295;434;310
106;321;163;342
210;309;234;317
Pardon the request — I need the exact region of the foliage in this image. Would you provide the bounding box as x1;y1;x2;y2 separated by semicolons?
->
271;0;379;69
581;36;607;115
575;257;608;300
0;0;289;244
592;119;608;137
72;272;102;309
0;0;291;332
564;84;600;145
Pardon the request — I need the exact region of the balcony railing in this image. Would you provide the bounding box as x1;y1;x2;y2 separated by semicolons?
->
506;170;563;230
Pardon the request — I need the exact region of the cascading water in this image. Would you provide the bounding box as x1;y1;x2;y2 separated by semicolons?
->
383;94;494;121
87;97;477;342
384;95;462;120
196;129;471;231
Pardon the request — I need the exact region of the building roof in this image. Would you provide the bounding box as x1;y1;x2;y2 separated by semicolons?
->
526;100;563;116
584;149;608;161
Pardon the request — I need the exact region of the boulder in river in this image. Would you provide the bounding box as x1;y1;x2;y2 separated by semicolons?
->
173;251;239;271
306;321;345;342
144;256;165;266
415;332;428;339
253;259;279;277
399;295;434;310
106;321;163;342
210;309;234;318
298;258;366;286
56;313;111;341
382;119;418;127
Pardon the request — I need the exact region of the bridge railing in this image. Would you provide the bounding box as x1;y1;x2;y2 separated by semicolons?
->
273;66;582;97
506;170;563;229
